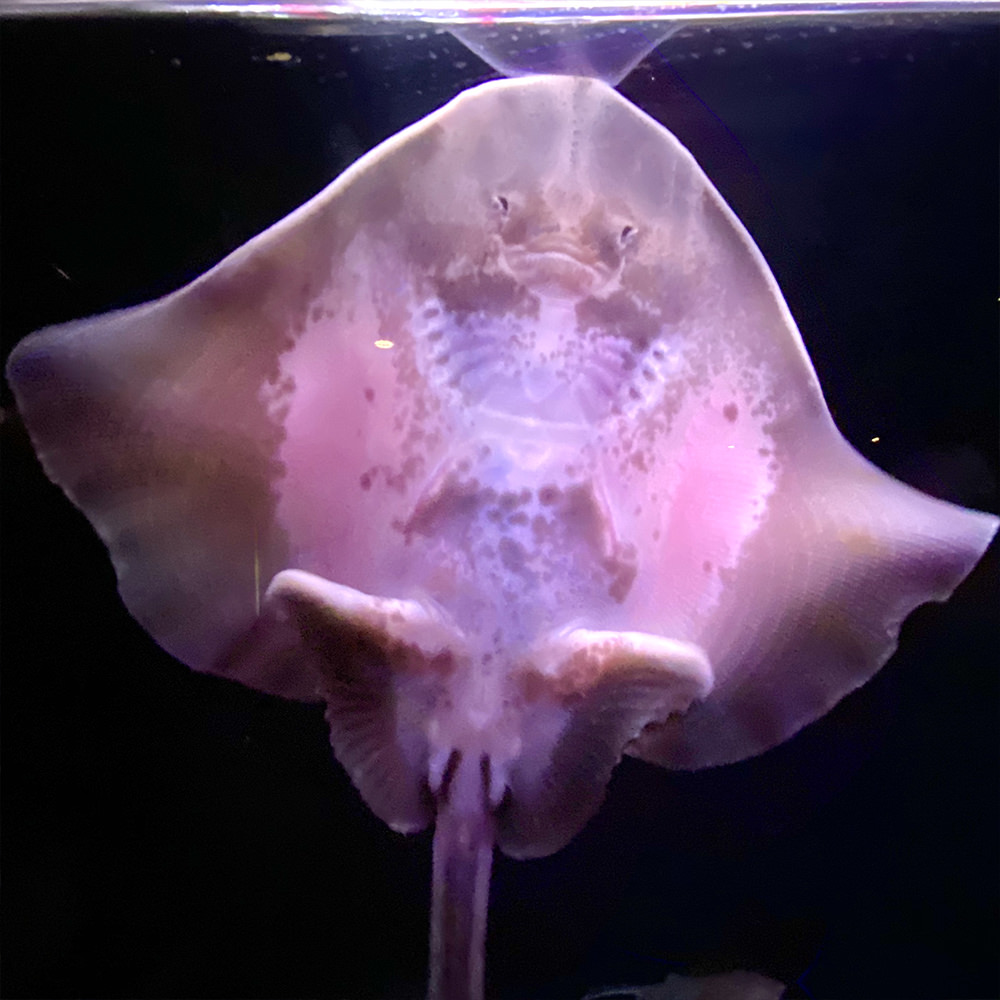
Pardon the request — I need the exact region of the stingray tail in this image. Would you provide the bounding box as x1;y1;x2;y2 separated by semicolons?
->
428;751;496;1000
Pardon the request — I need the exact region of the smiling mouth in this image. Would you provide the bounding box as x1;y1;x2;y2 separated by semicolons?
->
526;235;593;264
503;242;608;299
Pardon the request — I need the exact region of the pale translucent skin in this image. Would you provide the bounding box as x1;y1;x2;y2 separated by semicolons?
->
449;21;678;85
7;76;997;1000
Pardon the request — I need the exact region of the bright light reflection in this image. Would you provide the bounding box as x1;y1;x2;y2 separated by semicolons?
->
374;339;394;350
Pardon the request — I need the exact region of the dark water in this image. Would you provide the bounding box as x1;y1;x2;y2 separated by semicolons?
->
1;15;997;1000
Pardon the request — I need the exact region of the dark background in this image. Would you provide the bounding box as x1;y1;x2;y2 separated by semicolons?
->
1;14;997;1000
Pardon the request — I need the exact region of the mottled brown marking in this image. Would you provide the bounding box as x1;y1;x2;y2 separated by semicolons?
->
500;211;529;247
607;560;637;603
498;490;525;512
498;536;527;572
282;591;461;686
517;668;549;704
435;269;539;323
575;289;659;350
538;484;561;506
403;475;485;542
516;647;669;709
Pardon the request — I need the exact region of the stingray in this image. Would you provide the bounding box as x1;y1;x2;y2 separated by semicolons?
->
6;75;997;1000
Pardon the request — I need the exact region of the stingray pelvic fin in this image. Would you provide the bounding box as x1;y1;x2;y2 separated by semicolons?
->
259;569;465;835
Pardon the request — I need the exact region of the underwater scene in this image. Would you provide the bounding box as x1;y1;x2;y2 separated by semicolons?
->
1;7;997;1000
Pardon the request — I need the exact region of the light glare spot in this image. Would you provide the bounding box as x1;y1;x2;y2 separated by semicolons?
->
375;339;394;350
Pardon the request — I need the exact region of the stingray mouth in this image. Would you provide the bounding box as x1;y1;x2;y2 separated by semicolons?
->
503;240;610;299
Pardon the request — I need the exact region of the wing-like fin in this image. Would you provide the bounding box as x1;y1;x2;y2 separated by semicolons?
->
631;447;998;771
257;569;468;834
498;629;711;858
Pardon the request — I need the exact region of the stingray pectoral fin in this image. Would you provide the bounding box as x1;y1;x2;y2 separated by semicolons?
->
498;630;712;859
258;569;464;834
631;450;999;772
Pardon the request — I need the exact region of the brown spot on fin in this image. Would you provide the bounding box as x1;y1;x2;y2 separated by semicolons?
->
259;569;467;834
499;629;711;858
